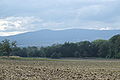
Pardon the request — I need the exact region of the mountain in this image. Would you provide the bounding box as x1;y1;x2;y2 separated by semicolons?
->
0;29;120;47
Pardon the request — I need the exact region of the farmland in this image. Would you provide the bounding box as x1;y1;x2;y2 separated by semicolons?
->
0;58;120;80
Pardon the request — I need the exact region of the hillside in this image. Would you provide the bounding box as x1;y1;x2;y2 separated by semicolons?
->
0;29;120;46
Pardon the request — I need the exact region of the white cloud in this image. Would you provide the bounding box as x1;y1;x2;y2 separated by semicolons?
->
0;16;43;36
42;22;63;27
0;17;42;30
0;31;27;36
99;27;112;30
0;16;66;36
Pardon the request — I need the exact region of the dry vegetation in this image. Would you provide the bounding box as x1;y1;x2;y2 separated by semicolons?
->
0;58;120;80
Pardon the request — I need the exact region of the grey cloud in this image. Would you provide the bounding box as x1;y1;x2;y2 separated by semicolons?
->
0;0;120;36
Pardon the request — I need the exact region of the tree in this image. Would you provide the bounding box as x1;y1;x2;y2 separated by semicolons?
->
26;46;40;57
0;39;17;57
60;42;77;57
98;41;110;58
77;41;92;57
50;52;62;59
0;43;4;56
114;52;120;59
109;34;120;58
92;39;109;57
74;51;81;58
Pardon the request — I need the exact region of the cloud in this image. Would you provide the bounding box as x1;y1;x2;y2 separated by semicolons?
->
42;22;64;30
0;16;43;36
0;16;42;31
0;16;66;36
0;31;27;36
0;0;120;36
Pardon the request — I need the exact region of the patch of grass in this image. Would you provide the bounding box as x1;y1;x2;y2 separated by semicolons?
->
0;56;63;61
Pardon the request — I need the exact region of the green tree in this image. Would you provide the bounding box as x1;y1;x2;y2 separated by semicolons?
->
51;52;62;59
60;42;77;57
77;41;92;57
26;46;39;57
0;39;17;57
74;51;81;58
92;39;109;57
109;34;120;58
114;52;120;59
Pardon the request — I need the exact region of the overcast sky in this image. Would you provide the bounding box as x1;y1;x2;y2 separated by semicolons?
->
0;0;120;36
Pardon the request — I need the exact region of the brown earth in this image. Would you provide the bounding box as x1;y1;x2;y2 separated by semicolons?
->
0;59;120;80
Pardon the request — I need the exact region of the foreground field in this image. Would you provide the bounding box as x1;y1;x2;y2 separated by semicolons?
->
0;58;120;80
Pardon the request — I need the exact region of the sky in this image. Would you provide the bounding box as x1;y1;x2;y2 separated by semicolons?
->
0;0;120;36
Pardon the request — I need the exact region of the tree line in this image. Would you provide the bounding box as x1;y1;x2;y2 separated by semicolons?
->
0;34;120;59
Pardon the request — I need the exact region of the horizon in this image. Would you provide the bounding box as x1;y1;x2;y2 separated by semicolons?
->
0;28;120;37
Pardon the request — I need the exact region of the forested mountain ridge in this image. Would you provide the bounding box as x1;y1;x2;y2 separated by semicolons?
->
0;29;120;46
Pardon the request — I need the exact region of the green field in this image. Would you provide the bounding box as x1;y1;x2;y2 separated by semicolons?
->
0;57;120;80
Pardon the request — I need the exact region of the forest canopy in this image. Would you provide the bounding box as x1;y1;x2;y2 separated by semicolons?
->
0;34;120;59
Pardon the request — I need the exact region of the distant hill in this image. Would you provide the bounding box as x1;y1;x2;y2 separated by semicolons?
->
0;29;120;46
